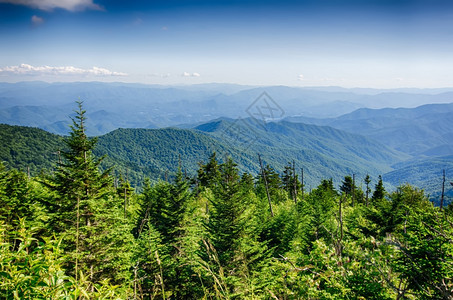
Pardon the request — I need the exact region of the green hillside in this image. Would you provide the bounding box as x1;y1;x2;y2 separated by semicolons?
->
0;123;63;174
196;118;408;188
3;110;451;299
287;103;453;157
384;155;453;204
0;120;406;191
94;127;258;185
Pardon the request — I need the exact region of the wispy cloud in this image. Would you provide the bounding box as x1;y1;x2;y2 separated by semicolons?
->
0;64;128;76
133;17;143;26
31;15;44;26
0;0;103;12
147;73;171;78
297;74;304;81
182;72;201;77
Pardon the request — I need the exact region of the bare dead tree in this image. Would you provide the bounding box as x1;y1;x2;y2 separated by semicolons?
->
292;160;297;204
258;154;274;217
441;169;446;209
301;167;304;201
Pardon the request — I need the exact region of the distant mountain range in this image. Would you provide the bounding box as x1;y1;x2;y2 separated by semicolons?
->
0;118;404;193
284;103;453;203
2;81;453;135
286;103;453;157
1;81;453;203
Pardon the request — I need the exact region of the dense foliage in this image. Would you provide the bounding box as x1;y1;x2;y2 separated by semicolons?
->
0;115;404;192
1;104;453;299
0;123;63;174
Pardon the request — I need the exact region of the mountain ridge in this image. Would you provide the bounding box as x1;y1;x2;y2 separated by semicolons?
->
1;118;403;191
3;81;453;135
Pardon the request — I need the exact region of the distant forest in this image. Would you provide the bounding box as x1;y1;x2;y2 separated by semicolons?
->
1;103;453;298
2;81;453;202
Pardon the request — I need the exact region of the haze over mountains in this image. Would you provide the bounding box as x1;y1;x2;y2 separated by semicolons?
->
1;81;453;202
2;81;453;135
0;118;407;198
286;103;453;157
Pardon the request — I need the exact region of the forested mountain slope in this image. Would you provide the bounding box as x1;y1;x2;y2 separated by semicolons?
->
285;103;453;200
384;155;453;202
286;102;453;157
1;119;405;190
195;118;407;186
2;107;452;299
95;127;258;185
0;123;63;173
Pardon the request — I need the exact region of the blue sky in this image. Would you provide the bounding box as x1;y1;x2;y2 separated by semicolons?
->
1;0;453;88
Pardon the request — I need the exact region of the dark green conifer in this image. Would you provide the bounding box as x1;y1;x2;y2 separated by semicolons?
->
340;175;354;196
371;175;386;203
197;152;220;188
44;102;133;285
204;157;249;270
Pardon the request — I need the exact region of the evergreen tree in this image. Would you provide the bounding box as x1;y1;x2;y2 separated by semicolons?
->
205;157;244;267
0;164;35;229
134;169;196;298
282;163;294;193
340;175;364;206
281;161;301;202
240;172;255;192
256;164;285;204
116;174;134;218
197;152;220;188
306;179;338;243
392;205;453;299
44;102;133;285
371;175;386;203
340;175;354;196
136;169;190;247
261;164;281;191
202;157;269;297
135;180;171;239
314;178;337;198
165;168;191;247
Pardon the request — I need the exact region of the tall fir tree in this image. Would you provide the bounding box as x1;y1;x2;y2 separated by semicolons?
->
0;164;34;230
134;168;196;298
204;157;244;267
197;152;220;189
371;175;386;203
282;161;301;203
44;102;133;285
340;175;354;196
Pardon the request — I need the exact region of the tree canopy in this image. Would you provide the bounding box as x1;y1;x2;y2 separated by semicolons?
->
1;103;452;299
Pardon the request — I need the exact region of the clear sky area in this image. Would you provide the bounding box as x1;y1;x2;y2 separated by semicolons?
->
1;0;453;88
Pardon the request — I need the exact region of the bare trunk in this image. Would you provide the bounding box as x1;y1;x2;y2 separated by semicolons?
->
259;154;274;217
441;169;445;209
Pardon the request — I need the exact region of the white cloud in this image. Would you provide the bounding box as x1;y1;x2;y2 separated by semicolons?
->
182;72;201;77
31;15;44;26
0;64;128;76
0;0;102;11
297;74;304;81
148;73;171;78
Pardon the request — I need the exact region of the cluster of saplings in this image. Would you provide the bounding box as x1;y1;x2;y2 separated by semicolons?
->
1;103;452;299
